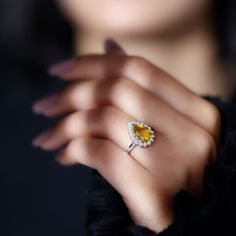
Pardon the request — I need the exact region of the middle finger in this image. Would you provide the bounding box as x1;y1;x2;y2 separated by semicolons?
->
35;78;191;136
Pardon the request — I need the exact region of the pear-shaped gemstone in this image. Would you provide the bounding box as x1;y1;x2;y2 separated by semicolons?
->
133;124;152;142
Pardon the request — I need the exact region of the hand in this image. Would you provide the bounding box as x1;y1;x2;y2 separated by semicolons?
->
32;39;220;233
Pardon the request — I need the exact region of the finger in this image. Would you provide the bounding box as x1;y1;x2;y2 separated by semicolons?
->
32;102;187;189
35;78;190;136
33;106;134;151
33;103;186;195
55;136;156;198
49;54;218;136
104;38;126;55
32;94;59;114
55;136;173;232
32;98;198;196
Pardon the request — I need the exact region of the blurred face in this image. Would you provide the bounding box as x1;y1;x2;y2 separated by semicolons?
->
58;0;212;37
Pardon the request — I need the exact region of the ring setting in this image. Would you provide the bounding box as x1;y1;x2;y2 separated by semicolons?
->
126;121;156;153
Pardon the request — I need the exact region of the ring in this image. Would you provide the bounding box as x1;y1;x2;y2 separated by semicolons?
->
126;121;156;154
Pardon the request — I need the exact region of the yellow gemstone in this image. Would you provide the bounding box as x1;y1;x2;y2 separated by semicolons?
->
133;124;152;142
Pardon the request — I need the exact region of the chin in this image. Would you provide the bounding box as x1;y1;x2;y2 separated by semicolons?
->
77;14;197;38
61;0;211;37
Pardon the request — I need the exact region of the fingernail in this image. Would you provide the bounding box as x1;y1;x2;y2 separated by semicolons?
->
32;94;57;114
104;38;126;55
32;130;51;147
48;59;76;76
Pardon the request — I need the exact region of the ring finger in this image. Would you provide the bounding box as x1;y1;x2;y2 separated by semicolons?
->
33;105;188;194
33;105;166;165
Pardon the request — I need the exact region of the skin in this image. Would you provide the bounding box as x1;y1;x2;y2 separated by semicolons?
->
57;0;211;36
32;0;227;233
57;0;235;100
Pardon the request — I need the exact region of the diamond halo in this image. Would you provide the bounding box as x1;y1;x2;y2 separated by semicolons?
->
128;121;156;149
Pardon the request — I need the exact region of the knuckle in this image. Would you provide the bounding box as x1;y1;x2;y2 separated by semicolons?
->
126;56;151;72
58;113;79;137
63;138;114;169
205;102;221;132
96;106;120;127
111;78;148;109
190;128;216;162
125;56;159;88
65;139;80;162
208;103;221;127
61;85;79;108
109;77;134;98
112;76;130;90
113;77;143;101
66;93;79;108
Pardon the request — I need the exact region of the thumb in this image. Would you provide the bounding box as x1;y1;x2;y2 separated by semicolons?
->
104;38;126;55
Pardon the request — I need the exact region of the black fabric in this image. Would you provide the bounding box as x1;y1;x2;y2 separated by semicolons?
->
86;96;236;236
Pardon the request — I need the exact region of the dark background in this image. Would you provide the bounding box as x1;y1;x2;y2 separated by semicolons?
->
0;1;91;235
1;0;236;235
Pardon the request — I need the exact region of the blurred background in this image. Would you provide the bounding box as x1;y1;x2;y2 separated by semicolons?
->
1;0;236;235
0;1;91;235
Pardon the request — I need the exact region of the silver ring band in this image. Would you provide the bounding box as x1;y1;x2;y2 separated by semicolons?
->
126;142;137;154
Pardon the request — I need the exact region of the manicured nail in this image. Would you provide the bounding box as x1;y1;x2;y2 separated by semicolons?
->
32;94;57;114
104;38;126;55
48;59;76;76
32;130;51;147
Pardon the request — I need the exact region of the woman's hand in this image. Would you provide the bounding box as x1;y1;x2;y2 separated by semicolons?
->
32;40;221;233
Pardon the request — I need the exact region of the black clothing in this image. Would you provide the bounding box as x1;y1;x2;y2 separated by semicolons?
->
87;96;236;235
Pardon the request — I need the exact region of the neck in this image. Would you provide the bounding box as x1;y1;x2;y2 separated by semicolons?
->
74;20;235;101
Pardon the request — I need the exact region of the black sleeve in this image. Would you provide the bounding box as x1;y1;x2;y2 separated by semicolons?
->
86;97;236;236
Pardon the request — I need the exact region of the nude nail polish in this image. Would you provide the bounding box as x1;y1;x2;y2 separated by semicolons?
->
48;59;76;76
104;38;126;55
32;94;57;114
32;130;51;147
